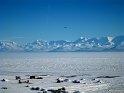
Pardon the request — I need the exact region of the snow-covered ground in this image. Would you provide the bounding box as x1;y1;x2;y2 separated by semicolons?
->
0;52;124;93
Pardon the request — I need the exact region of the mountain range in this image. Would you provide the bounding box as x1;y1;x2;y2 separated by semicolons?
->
0;35;124;52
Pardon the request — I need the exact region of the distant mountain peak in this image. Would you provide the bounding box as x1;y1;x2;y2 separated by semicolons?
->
107;36;114;42
79;37;88;40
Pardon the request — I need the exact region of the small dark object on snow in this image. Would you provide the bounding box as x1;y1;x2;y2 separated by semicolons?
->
18;80;31;84
36;76;43;79
29;76;43;79
25;85;30;87
30;76;35;79
40;88;45;91
31;87;35;90
35;87;40;90
59;87;66;91
94;80;101;83
1;79;6;82
1;87;7;89
15;76;21;80
73;91;80;93
56;78;64;83
92;78;96;81
31;87;40;91
43;91;47;93
48;87;68;93
97;76;120;78
72;80;81;83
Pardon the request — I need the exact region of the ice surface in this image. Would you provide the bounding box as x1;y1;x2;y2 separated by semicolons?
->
0;52;124;93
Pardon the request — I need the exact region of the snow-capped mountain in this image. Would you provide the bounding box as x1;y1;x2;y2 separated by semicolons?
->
111;35;124;46
24;40;49;52
0;35;124;52
0;41;23;52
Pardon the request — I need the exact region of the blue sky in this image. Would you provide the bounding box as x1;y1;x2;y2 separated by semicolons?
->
0;0;124;43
